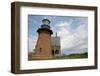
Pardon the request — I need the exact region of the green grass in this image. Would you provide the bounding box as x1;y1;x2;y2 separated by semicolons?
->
61;52;88;59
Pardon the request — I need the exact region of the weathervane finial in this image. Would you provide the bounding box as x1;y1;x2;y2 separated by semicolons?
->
44;16;49;19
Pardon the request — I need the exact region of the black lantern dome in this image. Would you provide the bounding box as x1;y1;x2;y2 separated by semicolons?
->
37;18;53;34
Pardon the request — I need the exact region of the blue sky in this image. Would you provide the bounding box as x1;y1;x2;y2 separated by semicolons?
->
28;15;88;55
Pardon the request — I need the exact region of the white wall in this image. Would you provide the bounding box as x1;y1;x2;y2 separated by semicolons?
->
0;0;100;76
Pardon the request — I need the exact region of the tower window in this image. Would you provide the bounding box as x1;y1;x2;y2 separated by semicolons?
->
40;48;42;52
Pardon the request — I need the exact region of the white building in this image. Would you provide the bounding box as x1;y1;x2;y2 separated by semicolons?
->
51;33;61;57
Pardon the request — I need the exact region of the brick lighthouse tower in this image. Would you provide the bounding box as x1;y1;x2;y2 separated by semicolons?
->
34;18;53;59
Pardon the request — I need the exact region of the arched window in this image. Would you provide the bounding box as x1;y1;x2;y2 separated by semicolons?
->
52;50;54;56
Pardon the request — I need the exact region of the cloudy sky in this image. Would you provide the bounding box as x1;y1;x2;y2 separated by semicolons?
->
28;15;88;55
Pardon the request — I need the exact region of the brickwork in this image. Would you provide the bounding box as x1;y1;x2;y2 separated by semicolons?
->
34;30;52;59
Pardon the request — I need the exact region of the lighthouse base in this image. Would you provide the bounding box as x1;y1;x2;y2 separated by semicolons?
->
28;52;53;60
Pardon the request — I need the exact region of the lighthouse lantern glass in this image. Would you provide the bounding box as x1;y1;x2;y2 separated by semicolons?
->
43;20;50;25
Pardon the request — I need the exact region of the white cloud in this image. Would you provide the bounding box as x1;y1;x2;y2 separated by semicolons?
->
54;20;88;54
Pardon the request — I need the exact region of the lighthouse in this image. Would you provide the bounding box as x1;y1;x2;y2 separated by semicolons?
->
34;18;53;59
